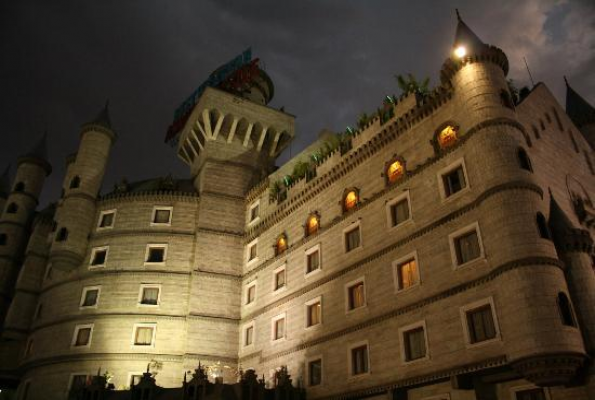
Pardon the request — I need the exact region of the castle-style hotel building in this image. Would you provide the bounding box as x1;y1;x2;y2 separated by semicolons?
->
1;13;594;400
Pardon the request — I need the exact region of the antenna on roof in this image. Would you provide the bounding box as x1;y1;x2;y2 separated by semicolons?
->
523;57;535;87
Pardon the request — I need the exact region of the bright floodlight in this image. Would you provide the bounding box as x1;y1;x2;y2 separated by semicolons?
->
454;46;467;58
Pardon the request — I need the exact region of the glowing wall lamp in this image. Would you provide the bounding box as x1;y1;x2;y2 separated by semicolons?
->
454;45;467;58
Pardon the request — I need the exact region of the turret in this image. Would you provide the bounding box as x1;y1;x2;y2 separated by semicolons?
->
49;103;116;271
0;133;51;325
441;10;514;128
565;77;595;150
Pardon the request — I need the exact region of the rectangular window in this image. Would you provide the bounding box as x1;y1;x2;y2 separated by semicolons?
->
345;225;361;252
347;281;365;310
390;198;410;227
90;247;108;267
246;283;256;305
72;325;93;347
306;246;321;274
247;241;258;263
273;316;285;340
80;287;100;308
442;164;467;197
515;388;546;400
396;258;418;290
274;267;286;291
145;245;166;264
466;305;497;343
244;325;254;346
351;345;369;375
249;202;260;222
133;324;155;346
139;285;160;306
454;230;481;265
98;210;116;229
152;207;172;225
69;374;89;392
403;326;427;361
129;374;143;387
308;359;322;386
307;300;321;327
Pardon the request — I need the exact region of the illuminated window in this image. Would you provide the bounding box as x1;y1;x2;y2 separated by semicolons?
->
386;159;405;184
80;286;100;308
305;213;319;237
246;283;256;305
437;125;458;149
306;298;322;327
133;324;156;346
395;257;419;291
98;210;116;229
350;344;369;375
308;359;322;386
72;324;93;347
275;234;288;256
272;314;286;341
401;323;428;362
152;207;172;225
343;189;359;212
347;279;366;311
145;244;167;264
90;247;108;267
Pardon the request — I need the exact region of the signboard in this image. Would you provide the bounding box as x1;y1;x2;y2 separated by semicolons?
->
165;48;253;144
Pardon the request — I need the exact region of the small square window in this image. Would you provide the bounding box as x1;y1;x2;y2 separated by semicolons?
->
80;287;100;308
139;285;160;306
305;245;321;275
514;388;547;400
133;324;155;346
247;241;258;263
344;225;361;253
98;210;116;229
306;300;322;328
151;207;172;225
72;325;93;347
273;315;285;341
249;202;260;223
308;359;322;386
145;245;166;264
441;163;468;198
389;198;410;227
394;257;419;291
350;344;369;375
90;247;108;267
466;305;497;344
347;280;365;311
403;326;427;362
244;324;254;346
274;267;286;291
246;283;256;305
453;229;481;266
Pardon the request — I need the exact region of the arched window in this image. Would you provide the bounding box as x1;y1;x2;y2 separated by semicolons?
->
305;213;320;237
6;203;18;214
14;182;25;192
557;292;576;327
56;227;68;242
532;125;540;140
69;176;81;189
517;148;533;172
385;158;405;185
343;188;359;213
275;234;288;256
500;90;514;109
536;212;551;239
436;124;459;149
0;234;7;246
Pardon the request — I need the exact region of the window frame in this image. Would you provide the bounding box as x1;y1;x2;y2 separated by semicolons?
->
305;243;322;277
345;276;367;313
343;220;362;253
460;297;501;347
97;209;117;230
144;244;168;265
243;321;255;348
272;264;287;294
245;281;257;306
71;323;94;349
392;251;421;293
305;296;323;329
127;373;144;389
79;286;101;309
138;284;162;307
248;200;260;225
348;341;370;377
271;313;287;342
399;320;430;364
150;206;173;226
89;246;109;269
438;158;470;201
132;323;157;348
246;238;258;265
510;384;550;400
448;222;485;269
385;190;412;229
306;355;323;387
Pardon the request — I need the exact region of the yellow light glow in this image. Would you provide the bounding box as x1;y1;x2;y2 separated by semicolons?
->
277;236;287;253
438;125;458;148
344;191;358;210
307;216;319;235
387;160;404;183
454;46;467;58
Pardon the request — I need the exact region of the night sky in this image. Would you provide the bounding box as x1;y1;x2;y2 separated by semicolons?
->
1;1;594;206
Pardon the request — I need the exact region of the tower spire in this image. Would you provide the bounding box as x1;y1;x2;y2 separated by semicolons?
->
84;100;113;131
453;10;486;51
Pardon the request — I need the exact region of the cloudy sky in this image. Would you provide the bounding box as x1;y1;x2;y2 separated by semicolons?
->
1;0;594;205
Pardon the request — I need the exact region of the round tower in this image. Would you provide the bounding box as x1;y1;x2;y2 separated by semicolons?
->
49;103;116;271
0;134;52;325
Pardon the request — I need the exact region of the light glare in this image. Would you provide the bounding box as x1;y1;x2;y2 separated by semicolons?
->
454;46;467;58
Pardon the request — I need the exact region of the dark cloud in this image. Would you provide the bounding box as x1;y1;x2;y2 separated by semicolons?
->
1;0;593;205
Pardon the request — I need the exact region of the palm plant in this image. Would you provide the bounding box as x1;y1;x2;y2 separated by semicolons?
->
395;73;430;98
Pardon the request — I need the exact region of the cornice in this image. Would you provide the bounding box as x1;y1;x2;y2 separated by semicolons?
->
90;228;195;240
99;191;200;204
196;226;244;238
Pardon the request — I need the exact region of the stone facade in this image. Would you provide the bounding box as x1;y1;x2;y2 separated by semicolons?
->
1;14;595;400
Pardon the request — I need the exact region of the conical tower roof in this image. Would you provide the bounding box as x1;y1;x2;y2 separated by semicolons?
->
453;9;487;53
17;132;52;176
84;101;113;130
565;77;595;129
0;165;10;199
